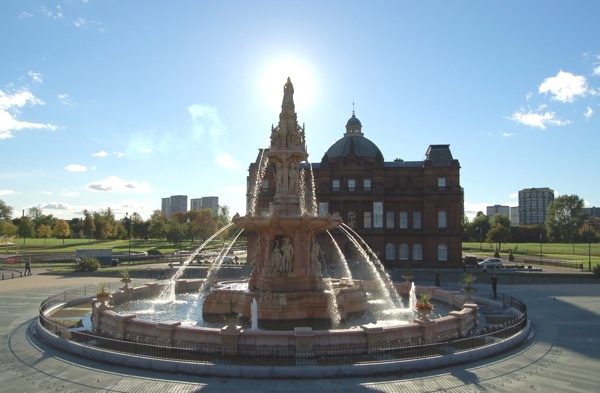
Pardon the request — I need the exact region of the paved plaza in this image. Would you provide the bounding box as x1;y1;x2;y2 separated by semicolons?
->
0;268;599;392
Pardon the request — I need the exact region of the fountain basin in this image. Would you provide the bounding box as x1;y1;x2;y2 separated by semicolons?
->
91;279;478;354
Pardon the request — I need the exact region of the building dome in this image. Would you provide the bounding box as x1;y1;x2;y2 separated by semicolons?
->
324;112;383;161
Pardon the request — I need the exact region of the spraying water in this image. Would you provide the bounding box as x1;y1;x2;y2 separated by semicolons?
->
250;297;258;330
248;147;269;216
326;230;353;279
159;222;234;302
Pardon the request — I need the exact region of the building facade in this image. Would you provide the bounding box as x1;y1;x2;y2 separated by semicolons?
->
486;205;510;220
518;187;554;225
248;110;463;268
191;196;219;215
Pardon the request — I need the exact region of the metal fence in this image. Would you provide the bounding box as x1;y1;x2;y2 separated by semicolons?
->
38;286;528;367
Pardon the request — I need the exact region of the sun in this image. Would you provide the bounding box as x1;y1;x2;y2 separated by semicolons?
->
261;57;315;113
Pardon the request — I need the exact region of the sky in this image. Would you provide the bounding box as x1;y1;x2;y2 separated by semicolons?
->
1;1;599;223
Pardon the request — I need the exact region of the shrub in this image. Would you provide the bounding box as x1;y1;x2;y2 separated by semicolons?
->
73;257;100;272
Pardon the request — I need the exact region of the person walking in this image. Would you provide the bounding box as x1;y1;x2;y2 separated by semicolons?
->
491;274;498;298
434;270;441;287
24;258;32;276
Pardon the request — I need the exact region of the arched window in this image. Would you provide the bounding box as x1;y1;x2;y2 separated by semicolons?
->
399;243;409;260
413;243;423;260
385;243;395;260
437;244;448;261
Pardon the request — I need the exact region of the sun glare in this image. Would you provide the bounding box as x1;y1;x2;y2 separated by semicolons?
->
261;58;315;113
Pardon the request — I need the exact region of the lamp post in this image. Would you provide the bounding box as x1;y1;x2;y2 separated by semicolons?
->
539;226;543;264
477;227;482;250
125;212;131;265
589;209;593;272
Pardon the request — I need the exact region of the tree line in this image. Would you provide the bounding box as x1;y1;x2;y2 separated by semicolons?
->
0;200;234;245
463;195;599;248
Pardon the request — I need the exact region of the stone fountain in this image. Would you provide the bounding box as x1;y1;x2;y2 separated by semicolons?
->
202;78;368;324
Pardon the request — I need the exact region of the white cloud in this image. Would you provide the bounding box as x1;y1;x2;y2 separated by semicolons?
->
508;109;570;129
40;5;63;19
213;151;245;171
584;106;594;120
188;104;226;143
92;150;108;157
594;66;600;76
57;93;73;106
28;71;43;84
83;176;152;193
502;132;513;138
0;189;18;196
65;164;87;172
539;70;588;103
0;89;57;137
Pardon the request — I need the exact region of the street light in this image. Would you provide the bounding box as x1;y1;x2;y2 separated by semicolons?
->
125;212;131;265
589;209;593;272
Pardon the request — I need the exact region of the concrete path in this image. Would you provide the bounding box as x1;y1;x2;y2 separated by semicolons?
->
1;270;599;392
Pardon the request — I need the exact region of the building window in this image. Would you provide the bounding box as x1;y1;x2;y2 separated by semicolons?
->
413;211;422;229
348;179;355;192
364;212;372;229
399;243;409;260
363;178;372;192
399;211;408;229
332;179;340;192
437;244;448;261
261;179;269;190
438;177;446;190
347;212;356;228
386;212;395;229
319;202;329;216
438;210;447;228
385;243;395;260
413;243;423;260
373;202;383;228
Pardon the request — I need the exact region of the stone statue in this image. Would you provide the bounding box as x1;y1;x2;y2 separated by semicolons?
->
269;240;283;274
281;236;294;273
282;77;294;107
288;161;298;193
275;162;284;192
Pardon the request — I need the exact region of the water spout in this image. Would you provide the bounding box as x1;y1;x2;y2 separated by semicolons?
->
251;297;258;330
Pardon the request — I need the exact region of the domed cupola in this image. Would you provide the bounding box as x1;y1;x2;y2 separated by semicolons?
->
322;109;384;162
345;111;363;136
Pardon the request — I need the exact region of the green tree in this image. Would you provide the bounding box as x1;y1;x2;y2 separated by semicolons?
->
545;195;585;243
92;208;118;240
0;220;17;236
486;214;511;252
36;224;52;245
53;220;71;244
468;212;490;245
0;199;13;221
82;210;96;241
147;210;167;240
17;217;35;243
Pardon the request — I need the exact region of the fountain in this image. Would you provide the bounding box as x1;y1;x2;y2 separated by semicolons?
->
202;77;369;324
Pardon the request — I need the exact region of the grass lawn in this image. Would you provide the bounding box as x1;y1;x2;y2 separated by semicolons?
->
462;241;600;269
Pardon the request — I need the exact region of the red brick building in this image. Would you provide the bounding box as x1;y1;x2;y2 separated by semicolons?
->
248;111;463;269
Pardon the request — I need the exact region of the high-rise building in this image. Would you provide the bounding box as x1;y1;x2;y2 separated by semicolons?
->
486;205;510;220
161;195;188;218
190;196;219;215
518;187;554;225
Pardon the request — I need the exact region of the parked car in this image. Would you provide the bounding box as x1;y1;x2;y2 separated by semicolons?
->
478;258;503;269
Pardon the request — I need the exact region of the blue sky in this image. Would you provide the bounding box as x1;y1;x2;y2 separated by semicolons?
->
1;1;599;222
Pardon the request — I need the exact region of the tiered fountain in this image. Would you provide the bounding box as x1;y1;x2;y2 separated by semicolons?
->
202;77;369;324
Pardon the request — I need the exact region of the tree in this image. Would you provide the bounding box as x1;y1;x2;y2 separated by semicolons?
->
0;199;13;221
190;208;219;242
468;212;490;244
82;210;96;241
0;220;16;236
52;220;71;244
36;224;52;245
486;214;511;252
147;210;167;240
17;217;35;243
545;195;585;243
